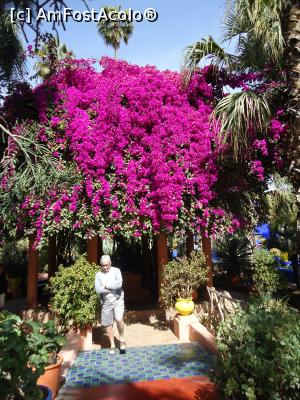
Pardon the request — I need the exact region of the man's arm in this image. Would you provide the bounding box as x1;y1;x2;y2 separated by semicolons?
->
95;272;110;294
105;268;122;290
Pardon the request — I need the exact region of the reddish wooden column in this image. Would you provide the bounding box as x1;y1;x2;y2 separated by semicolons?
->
87;236;102;265
27;235;39;307
186;230;194;256
202;234;213;287
48;235;57;278
157;233;169;296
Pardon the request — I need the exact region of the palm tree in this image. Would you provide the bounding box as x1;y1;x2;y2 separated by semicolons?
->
183;1;298;158
183;0;300;257
97;5;134;59
215;234;252;279
0;7;25;86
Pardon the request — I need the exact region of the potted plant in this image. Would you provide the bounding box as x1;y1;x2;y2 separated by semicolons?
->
49;255;100;349
159;251;207;316
35;319;66;398
0;311;65;400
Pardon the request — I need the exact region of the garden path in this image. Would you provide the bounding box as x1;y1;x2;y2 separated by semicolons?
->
5;299;220;399
57;342;219;400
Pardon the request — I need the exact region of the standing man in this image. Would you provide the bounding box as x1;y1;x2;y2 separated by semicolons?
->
95;255;126;354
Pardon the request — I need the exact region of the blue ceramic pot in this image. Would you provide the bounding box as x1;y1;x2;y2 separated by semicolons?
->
38;385;52;400
281;261;292;267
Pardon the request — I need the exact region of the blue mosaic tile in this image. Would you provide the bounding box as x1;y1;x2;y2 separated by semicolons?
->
62;342;215;389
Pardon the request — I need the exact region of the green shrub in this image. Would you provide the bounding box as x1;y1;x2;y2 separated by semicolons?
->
49;255;100;330
251;249;282;295
212;297;300;400
0;311;65;400
159;251;207;308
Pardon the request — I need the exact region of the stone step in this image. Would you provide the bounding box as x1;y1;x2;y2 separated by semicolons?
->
124;308;171;324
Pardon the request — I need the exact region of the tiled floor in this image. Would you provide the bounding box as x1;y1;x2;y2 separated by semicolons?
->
58;342;215;393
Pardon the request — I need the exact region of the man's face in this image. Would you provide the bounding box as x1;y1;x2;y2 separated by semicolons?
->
101;261;111;273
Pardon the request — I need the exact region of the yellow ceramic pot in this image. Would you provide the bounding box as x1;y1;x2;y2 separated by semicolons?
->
175;299;194;316
281;252;288;262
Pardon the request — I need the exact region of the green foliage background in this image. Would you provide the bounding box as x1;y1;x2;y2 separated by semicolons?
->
213;297;300;400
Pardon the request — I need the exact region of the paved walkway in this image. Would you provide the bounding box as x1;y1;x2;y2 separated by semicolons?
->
57;342;218;400
6;299;220;399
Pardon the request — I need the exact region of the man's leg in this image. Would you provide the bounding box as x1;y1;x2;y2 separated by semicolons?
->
101;301;115;351
115;298;125;344
116;319;125;342
106;325;115;348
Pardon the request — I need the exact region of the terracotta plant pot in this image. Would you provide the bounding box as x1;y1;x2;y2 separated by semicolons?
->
78;327;93;351
175;299;195;316
37;354;63;399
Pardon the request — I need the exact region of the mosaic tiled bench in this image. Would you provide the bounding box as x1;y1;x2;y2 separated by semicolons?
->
57;342;215;396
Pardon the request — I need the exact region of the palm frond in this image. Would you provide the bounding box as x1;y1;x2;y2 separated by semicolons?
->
223;10;250;42
225;0;286;65
237;34;270;69
0;122;82;234
182;36;238;83
213;90;271;157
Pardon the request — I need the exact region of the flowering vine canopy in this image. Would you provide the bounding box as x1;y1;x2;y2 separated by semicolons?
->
0;58;285;246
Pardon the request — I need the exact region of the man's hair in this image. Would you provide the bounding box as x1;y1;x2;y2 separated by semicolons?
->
100;254;111;266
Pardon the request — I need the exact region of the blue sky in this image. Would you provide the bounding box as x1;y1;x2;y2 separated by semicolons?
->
23;0;227;76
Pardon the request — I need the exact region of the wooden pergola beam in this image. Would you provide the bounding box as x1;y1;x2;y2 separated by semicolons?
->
156;233;168;296
87;236;102;265
27;235;39;307
48;235;57;278
202;234;213;287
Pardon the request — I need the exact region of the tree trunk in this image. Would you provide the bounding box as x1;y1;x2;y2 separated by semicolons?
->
186;230;194;256
141;234;153;288
156;233;168;299
27;235;39;307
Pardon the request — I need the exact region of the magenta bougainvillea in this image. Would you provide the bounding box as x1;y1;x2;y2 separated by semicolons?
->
0;58;285;245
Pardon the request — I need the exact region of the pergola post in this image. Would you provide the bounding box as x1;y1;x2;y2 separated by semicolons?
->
157;233;168;297
48;235;57;278
186;230;194;256
202;234;213;287
27;235;39;307
87;236;102;265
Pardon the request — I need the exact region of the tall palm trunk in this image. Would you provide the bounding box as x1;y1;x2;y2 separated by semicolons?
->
283;3;300;258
